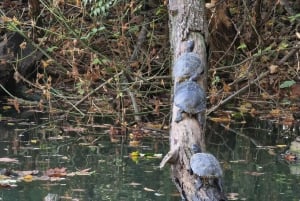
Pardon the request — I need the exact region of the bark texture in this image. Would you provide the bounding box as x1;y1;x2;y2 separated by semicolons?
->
161;0;227;200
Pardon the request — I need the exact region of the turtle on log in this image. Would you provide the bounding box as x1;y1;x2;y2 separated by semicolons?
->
173;40;204;83
174;81;206;123
190;144;223;192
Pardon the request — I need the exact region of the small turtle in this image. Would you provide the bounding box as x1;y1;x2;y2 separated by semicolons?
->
173;40;204;83
190;144;223;192
174;81;206;123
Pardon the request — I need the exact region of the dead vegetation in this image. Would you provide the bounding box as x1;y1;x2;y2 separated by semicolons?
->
0;0;299;127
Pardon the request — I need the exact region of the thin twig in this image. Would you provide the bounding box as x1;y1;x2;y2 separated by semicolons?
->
207;70;269;115
63;71;124;117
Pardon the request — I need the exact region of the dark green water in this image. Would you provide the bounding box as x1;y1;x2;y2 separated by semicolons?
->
0;112;299;201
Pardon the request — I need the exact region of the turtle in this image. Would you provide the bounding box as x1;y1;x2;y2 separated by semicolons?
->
173;40;204;83
174;81;206;123
190;144;223;192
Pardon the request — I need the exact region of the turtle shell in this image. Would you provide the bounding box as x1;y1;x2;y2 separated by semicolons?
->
174;81;206;114
172;52;203;81
190;152;223;178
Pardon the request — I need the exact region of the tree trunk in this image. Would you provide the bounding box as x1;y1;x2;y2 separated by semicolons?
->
160;0;227;200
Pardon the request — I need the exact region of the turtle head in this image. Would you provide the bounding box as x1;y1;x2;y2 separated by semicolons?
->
191;144;202;154
185;40;195;52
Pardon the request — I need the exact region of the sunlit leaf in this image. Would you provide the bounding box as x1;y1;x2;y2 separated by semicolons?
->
2;105;12;110
30;139;38;144
41;59;54;68
276;144;287;148
237;43;247;50
130;151;139;157
22;175;33;182
277;41;288;50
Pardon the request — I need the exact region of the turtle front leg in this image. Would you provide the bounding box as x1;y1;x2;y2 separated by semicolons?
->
188;73;199;82
175;109;184;123
195;178;203;190
217;178;224;192
196;113;204;127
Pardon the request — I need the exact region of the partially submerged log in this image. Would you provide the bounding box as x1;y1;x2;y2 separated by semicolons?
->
160;0;226;200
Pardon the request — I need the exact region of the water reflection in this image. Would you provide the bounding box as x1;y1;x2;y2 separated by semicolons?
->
0;113;299;200
207;117;300;201
0;120;178;201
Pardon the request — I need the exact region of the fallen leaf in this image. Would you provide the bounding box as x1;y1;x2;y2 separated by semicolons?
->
144;187;155;192
128;182;141;186
0;158;19;163
268;64;278;74
244;171;265;176
22;175;33;182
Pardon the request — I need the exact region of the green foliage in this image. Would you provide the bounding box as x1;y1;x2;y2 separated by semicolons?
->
47;46;58;53
237;43;247;50
212;76;220;86
288;13;300;22
277;41;289;51
82;0;119;17
80;27;106;40
279;80;296;89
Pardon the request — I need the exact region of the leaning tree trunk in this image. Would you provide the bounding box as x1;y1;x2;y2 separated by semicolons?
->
160;0;226;200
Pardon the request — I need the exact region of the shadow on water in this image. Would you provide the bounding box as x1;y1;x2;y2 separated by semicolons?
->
0;105;300;200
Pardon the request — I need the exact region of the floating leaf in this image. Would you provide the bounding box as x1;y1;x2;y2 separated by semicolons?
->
144;187;155;192
22;175;33;182
244;171;265;176
0;158;18;163
128;182;141;186
276;144;287;148
154;192;164;196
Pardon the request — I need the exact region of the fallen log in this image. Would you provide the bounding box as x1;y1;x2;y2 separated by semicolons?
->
160;0;227;200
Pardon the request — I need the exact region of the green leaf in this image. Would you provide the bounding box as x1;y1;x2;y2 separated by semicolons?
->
278;41;289;51
279;80;296;88
237;43;247;50
92;58;101;65
47;46;58;52
212;76;220;85
288;13;300;22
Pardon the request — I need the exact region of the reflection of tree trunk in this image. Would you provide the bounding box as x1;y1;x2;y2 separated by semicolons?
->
160;0;226;200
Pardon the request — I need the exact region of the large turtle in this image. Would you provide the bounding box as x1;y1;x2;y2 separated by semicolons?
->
190;144;223;192
174;81;206;123
173;40;204;83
